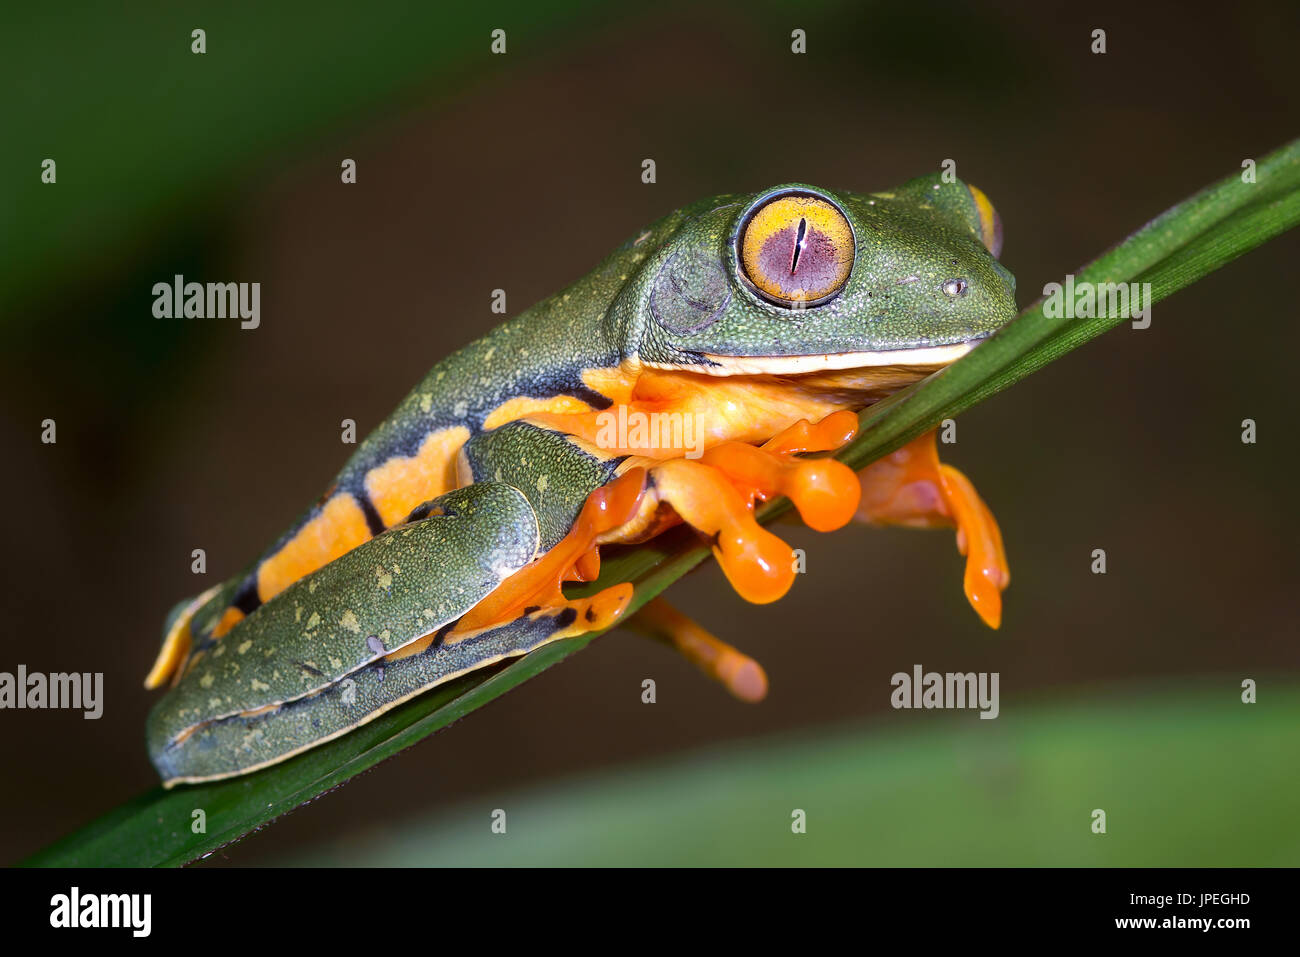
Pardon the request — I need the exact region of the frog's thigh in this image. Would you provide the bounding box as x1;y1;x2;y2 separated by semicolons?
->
856;429;1010;628
461;419;621;551
202;471;649;788
158;606;598;787
156;470;647;786
147;481;543;785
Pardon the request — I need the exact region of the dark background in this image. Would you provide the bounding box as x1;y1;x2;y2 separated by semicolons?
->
2;1;1297;864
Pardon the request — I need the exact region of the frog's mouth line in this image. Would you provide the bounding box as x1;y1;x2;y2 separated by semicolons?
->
684;338;983;376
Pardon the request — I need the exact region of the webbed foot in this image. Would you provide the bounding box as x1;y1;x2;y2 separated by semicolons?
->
855;429;1009;627
638;410;862;604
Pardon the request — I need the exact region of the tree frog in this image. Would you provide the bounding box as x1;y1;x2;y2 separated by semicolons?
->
145;173;1016;785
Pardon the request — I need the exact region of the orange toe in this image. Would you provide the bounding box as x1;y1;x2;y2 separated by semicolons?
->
938;463;1010;629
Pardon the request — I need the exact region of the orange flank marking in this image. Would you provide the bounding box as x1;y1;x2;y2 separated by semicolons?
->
527;366;860;459
256;493;373;603
855;430;1010;628
628;598;769;702
383;632;433;662
443;468;648;643
482;395;597;430
210;606;245;639
363;426;470;528
581;366;639;405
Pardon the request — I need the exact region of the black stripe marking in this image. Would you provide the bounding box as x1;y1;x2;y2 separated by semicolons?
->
431;622;455;652
356;490;387;536
564;383;615;412
232;578;262;616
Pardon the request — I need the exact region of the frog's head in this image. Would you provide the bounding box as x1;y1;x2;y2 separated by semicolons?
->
619;174;1016;377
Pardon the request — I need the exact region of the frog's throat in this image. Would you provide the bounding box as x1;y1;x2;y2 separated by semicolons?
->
644;340;979;377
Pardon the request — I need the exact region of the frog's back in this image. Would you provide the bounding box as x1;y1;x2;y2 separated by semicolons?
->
207;231;658;626
165;198;721;646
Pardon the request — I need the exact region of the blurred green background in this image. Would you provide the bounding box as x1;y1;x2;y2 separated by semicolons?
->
1;1;1297;865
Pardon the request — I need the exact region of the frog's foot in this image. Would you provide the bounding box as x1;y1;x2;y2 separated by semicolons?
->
855;429;1009;628
445;468;649;644
143;585;224;689
627;597;768;702
633;410;862;604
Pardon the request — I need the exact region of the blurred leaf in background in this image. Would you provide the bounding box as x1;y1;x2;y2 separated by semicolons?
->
283;682;1300;866
1;1;612;322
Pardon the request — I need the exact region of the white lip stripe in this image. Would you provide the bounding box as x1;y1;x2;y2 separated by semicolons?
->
650;341;980;376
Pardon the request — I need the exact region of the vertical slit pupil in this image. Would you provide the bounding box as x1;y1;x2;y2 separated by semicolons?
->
790;217;807;275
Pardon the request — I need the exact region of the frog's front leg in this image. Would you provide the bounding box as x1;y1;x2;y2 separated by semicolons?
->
855;429;1010;628
611;410;863;604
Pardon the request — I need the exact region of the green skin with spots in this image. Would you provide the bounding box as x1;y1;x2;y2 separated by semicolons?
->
147;173;1017;784
148;484;537;779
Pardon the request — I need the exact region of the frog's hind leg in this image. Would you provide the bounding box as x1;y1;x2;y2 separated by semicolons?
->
855;429;1009;628
626;597;769;702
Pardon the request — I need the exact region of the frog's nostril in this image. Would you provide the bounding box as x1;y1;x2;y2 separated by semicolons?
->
942;278;969;298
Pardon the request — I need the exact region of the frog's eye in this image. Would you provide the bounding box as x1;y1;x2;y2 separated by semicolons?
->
942;278;969;297
738;193;854;307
